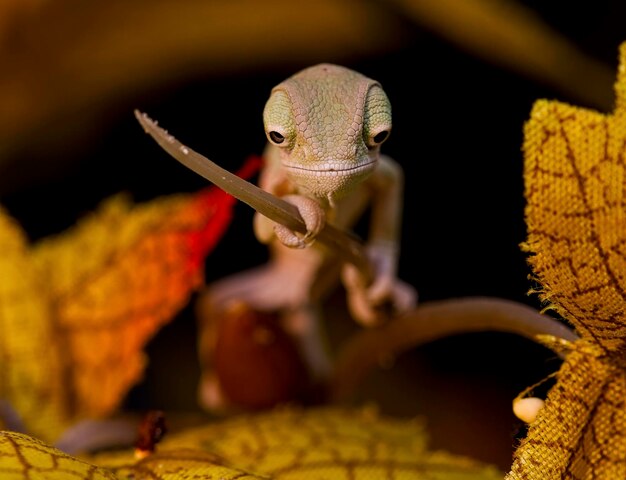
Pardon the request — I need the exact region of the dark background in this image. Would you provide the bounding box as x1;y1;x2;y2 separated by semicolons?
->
2;0;625;471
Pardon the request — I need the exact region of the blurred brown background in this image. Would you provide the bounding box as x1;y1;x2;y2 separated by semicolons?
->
1;0;625;471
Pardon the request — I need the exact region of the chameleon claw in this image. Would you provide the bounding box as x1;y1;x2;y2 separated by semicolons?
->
274;194;325;249
273;223;309;249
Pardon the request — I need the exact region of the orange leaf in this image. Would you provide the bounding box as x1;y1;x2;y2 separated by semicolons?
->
32;157;260;421
0;156;260;441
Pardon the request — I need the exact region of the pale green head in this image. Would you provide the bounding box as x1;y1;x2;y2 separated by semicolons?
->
263;64;391;200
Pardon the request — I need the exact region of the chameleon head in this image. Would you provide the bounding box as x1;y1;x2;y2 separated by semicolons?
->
263;63;391;201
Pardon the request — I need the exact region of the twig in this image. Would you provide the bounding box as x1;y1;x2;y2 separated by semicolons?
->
330;296;578;402
134;110;373;283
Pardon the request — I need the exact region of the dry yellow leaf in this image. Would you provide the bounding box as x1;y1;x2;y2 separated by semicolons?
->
0;407;502;479
0;431;117;480
106;449;267;480
0;206;70;441
0;431;265;480
93;406;503;480
31;187;235;421
0;431;267;480
508;42;626;479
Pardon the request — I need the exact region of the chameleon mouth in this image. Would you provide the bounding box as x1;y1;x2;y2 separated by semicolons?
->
284;160;376;176
284;159;376;198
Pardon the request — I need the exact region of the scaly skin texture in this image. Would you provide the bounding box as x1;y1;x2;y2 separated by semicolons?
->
196;64;417;412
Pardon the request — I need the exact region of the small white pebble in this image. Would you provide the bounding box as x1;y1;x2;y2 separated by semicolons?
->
513;397;545;424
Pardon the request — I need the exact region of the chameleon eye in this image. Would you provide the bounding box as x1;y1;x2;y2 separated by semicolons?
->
366;129;390;149
373;131;389;144
268;131;285;144
363;85;392;149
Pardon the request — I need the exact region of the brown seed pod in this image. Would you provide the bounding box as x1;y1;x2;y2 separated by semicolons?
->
214;303;309;410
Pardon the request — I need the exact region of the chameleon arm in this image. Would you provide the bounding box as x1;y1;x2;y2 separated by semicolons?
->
362;155;406;299
367;155;404;253
341;155;417;325
330;296;578;401
253;145;294;244
253;145;327;249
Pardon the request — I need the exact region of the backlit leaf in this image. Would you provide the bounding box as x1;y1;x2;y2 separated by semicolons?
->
103;449;267;480
31;186;238;421
0;430;265;480
0;431;117;480
1;407;502;479
0;157;260;442
0;207;70;441
92;406;503;479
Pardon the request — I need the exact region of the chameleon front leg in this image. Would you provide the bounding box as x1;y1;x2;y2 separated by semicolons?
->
342;242;417;326
271;195;326;249
252;145;327;249
341;156;417;326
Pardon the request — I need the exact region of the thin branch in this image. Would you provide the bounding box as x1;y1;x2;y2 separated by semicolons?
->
330;296;579;402
134;110;373;283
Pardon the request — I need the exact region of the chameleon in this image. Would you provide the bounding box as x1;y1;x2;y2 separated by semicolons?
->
195;63;417;411
133;67;577;420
